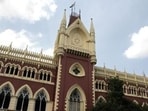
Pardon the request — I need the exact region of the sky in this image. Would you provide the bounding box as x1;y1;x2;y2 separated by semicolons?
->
0;0;148;76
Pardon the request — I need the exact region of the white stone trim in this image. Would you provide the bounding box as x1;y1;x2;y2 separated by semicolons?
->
54;56;62;111
65;84;86;111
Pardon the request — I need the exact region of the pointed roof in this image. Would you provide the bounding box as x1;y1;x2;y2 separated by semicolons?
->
60;9;67;29
68;11;80;27
90;18;95;34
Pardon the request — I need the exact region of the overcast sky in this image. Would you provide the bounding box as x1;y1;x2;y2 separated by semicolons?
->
0;0;148;76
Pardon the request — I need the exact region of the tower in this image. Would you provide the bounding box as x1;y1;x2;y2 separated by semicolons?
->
54;9;97;111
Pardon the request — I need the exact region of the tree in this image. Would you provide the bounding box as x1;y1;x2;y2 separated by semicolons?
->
93;77;145;111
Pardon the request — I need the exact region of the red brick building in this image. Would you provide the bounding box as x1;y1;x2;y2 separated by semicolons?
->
0;10;148;111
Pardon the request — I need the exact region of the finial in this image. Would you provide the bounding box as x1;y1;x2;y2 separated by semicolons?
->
25;45;28;51
143;71;145;77
60;9;67;30
79;9;81;19
40;48;43;54
9;42;12;48
70;2;76;14
114;65;116;70
103;63;106;68
90;18;95;34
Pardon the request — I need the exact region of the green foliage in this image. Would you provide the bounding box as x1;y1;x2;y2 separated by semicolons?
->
93;77;147;111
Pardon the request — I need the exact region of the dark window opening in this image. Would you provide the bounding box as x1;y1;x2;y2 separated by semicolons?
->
6;65;10;74
14;67;19;75
31;70;35;78
39;72;43;80
69;89;81;111
47;74;50;81
16;88;29;111
43;73;46;80
10;66;14;74
73;67;80;75
0;85;11;109
27;70;31;77
35;91;46;111
23;68;27;77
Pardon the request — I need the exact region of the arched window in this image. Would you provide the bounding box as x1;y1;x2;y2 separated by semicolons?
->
123;84;127;94
96;96;106;104
0;85;11;109
95;81;98;89
23;67;27;77
43;73;46;80
27;69;31;77
35;91;46;111
96;80;106;91
31;70;35;78
69;63;85;77
128;85;137;95
14;66;19;75
69;89;80;111
10;66;14;74
39;71;43;80
47;73;50;81
16;88;29;111
5;65;10;74
138;87;146;97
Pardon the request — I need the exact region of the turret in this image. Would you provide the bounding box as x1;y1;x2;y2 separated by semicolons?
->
90;18;97;64
54;10;67;57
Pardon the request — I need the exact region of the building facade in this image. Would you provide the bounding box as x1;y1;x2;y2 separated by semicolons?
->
0;10;148;111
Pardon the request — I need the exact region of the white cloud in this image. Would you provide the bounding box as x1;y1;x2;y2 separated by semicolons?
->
0;29;54;56
124;26;148;59
0;0;57;22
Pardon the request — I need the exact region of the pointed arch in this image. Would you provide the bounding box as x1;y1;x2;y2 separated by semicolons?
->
16;84;33;98
96;96;106;104
123;84;127;94
65;84;86;111
0;81;15;95
22;66;37;79
34;87;50;101
34;88;50;111
67;19;90;37
0;82;13;109
16;86;30;111
69;62;85;77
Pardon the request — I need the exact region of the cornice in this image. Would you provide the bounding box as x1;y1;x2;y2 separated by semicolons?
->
0;45;57;68
95;66;148;85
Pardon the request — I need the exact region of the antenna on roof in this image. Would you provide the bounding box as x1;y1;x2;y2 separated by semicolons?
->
69;2;76;14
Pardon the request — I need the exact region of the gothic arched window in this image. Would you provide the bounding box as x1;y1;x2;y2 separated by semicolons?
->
31;70;35;78
47;73;50;81
10;66;14;74
23;67;27;77
43;73;46;80
16;88;29;111
95;81;98;89
69;89;81;111
14;66;19;75
35;91;46;111
5;65;10;74
0;85;11;109
39;71;43;80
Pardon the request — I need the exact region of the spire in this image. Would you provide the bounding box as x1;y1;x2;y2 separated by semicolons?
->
9;42;12;48
90;18;95;35
60;9;66;30
68;2;81;27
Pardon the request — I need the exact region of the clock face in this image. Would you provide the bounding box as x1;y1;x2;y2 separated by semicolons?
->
72;33;82;46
